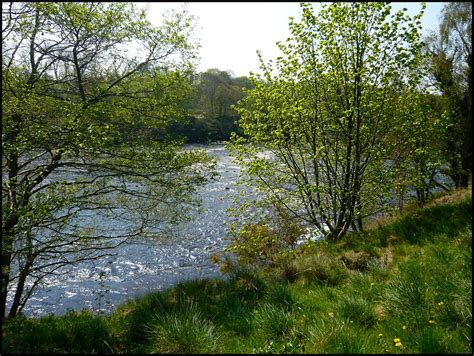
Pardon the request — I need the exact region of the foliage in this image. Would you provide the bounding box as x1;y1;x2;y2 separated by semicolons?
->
424;2;472;188
280;246;349;286
252;302;296;340
229;2;427;241
212;201;304;273
2;310;112;354
389;90;450;207
1;2;215;317
165;69;253;143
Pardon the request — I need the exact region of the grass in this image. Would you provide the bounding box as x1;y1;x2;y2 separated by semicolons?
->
2;188;472;354
146;302;224;354
1;310;112;354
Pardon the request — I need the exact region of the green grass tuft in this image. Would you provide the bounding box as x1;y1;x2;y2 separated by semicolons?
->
146;302;223;354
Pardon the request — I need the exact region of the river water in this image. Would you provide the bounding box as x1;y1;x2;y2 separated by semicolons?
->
19;144;244;317
14;144;453;317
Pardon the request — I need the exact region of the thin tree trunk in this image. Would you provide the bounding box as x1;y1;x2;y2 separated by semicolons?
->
8;263;32;318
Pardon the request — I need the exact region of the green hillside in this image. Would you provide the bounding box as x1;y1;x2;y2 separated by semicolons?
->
2;189;472;354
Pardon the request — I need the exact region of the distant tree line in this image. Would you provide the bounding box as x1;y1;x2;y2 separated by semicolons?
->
157;69;254;143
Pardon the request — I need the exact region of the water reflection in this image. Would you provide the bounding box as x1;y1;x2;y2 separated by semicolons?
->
20;144;241;317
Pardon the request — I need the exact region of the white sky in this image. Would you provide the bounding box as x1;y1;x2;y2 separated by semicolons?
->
138;2;446;77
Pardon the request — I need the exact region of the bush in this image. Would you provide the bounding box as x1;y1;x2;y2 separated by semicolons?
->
225;223;284;267
223;206;304;269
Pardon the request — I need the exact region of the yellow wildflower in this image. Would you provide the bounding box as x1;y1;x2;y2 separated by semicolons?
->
370;282;375;286
378;333;383;337
328;312;334;317
395;342;403;347
438;301;444;306
402;325;407;330
393;338;401;343
429;320;436;324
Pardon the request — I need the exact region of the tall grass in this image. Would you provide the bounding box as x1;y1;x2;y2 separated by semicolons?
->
146;302;223;354
2;189;471;354
2;310;111;354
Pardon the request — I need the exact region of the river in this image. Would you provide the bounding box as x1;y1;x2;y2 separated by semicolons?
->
18;144;243;317
12;144;452;317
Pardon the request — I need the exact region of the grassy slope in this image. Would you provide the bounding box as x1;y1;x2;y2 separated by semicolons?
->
2;189;472;354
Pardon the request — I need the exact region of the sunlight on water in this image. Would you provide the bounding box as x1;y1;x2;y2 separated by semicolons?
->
13;144;453;317
17;144;242;317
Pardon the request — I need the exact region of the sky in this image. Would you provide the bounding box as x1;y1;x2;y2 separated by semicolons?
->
138;2;447;77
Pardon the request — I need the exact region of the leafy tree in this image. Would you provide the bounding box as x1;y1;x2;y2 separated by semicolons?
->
390;90;448;209
2;2;215;317
166;69;253;143
229;2;425;240
425;2;472;188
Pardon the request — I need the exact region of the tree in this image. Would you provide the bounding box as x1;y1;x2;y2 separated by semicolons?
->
229;2;425;240
2;2;215;318
425;2;472;188
389;90;448;209
166;69;253;143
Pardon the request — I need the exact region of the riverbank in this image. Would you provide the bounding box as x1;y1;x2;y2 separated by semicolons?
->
2;188;471;354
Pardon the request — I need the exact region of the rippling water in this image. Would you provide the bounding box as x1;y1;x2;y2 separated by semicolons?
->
19;144;242;317
12;144;453;317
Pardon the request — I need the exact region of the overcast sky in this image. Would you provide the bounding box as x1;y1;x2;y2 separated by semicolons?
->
138;2;446;77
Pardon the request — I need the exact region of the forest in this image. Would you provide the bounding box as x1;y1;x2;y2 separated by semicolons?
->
2;2;472;354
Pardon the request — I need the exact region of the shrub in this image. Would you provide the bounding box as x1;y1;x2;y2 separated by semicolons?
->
225;222;284;267
224;206;304;269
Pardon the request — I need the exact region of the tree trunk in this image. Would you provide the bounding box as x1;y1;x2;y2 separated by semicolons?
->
8;268;29;318
459;157;470;188
2;150;20;318
1;245;12;318
357;217;363;232
8;249;34;318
